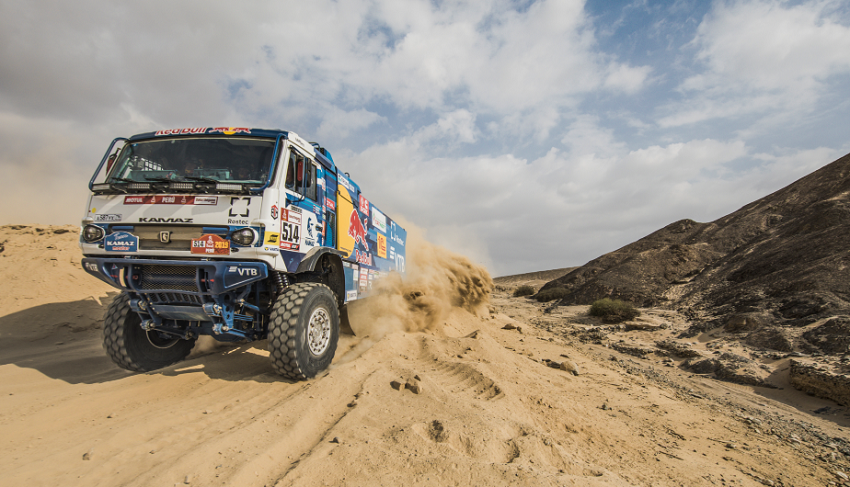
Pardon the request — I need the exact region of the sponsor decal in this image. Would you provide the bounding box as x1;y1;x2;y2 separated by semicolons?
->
343;261;352;268
371;207;387;234
348;209;369;251
84;262;98;272
229;197;251;217
94;214;121;222
124;195;217;205
377;233;387;259
139;217;194;223
307;217;314;238
313;205;321;215
305;239;316;246
395;254;406;273
359;195;369;215
191;234;230;255
354;249;373;266
280;208;301;251
227;266;259;277
270;205;278;220
264;232;280;245
317;178;325;188
104;231;138;252
209;127;252;135
338;173;354;193
324;197;336;211
390;221;406;247
155;127;206;136
194;196;218;205
359;267;368;291
389;246;395;260
346;290;358;302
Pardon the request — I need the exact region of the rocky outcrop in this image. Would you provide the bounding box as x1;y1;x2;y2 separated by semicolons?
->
789;359;850;406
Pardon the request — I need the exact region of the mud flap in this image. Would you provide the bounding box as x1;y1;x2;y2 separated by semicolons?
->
339;304;355;336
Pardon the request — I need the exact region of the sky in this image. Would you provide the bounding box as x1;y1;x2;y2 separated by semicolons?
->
1;0;849;277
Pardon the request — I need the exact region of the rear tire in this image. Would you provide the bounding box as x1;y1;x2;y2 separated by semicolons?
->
102;292;195;372
268;282;339;380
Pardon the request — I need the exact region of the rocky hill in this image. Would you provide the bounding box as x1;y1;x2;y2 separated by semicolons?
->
540;151;850;349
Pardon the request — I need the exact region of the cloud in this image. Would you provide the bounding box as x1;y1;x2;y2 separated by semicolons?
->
316;107;385;140
661;0;850;127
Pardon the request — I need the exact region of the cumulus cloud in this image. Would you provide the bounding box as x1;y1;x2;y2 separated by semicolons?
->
661;0;850;127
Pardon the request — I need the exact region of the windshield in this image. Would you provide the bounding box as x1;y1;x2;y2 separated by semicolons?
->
106;137;275;184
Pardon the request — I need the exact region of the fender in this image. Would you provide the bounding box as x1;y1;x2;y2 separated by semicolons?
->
295;247;346;274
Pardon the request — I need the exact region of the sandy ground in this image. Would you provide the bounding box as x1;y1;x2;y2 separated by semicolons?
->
2;225;850;486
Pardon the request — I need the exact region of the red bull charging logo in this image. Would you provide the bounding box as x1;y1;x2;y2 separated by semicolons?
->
349;209;369;251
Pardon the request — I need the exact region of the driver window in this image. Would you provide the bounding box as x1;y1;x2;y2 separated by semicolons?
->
286;152;317;201
304;160;317;201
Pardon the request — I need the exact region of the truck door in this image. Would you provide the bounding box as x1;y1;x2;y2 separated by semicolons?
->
281;150;323;256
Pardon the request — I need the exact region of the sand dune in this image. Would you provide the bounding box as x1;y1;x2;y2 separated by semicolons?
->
2;224;849;486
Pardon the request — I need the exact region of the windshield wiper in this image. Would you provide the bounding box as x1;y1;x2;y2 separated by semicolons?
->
109;177;135;184
183;176;219;184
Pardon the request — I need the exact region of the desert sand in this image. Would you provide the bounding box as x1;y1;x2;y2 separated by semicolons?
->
2;224;850;486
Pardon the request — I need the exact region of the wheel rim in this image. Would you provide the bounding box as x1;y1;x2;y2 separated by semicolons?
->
307;307;331;356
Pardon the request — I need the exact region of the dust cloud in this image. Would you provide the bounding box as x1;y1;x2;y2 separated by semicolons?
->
345;224;493;341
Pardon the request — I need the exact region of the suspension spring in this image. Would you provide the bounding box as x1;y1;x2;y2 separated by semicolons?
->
272;271;290;295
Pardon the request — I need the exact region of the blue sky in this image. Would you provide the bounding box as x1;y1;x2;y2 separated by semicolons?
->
2;0;849;276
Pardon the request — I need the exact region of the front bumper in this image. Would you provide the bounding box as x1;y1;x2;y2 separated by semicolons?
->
81;257;270;340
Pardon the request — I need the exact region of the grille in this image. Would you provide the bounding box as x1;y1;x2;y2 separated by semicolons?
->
134;225;206;251
137;265;198;291
147;292;203;305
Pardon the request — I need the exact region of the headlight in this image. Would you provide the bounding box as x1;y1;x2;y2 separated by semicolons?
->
231;228;256;246
82;225;105;243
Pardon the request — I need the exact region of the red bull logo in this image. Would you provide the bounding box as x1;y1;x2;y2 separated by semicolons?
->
155;127;206;136
349;209;369;251
355;249;372;266
209;127;252;135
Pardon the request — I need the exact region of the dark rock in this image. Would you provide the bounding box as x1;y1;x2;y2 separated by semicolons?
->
685;358;720;374
724;313;765;333
655;339;702;358
611;343;654;358
803;316;850;354
745;327;794;352
685;354;776;388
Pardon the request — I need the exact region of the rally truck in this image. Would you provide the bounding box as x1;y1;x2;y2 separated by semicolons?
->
79;127;407;380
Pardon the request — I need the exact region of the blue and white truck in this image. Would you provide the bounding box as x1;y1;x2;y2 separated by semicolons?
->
79;127;406;379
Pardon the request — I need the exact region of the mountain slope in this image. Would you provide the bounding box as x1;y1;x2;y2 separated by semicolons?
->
540;151;850;327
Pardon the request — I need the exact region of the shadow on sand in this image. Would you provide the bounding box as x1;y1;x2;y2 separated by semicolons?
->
0;294;304;385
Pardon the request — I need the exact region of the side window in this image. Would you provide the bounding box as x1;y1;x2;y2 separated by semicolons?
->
285;152;299;191
285;151;318;201
304;160;317;201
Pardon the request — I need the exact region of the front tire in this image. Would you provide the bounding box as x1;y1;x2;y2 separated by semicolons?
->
102;292;195;372
268;282;340;380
